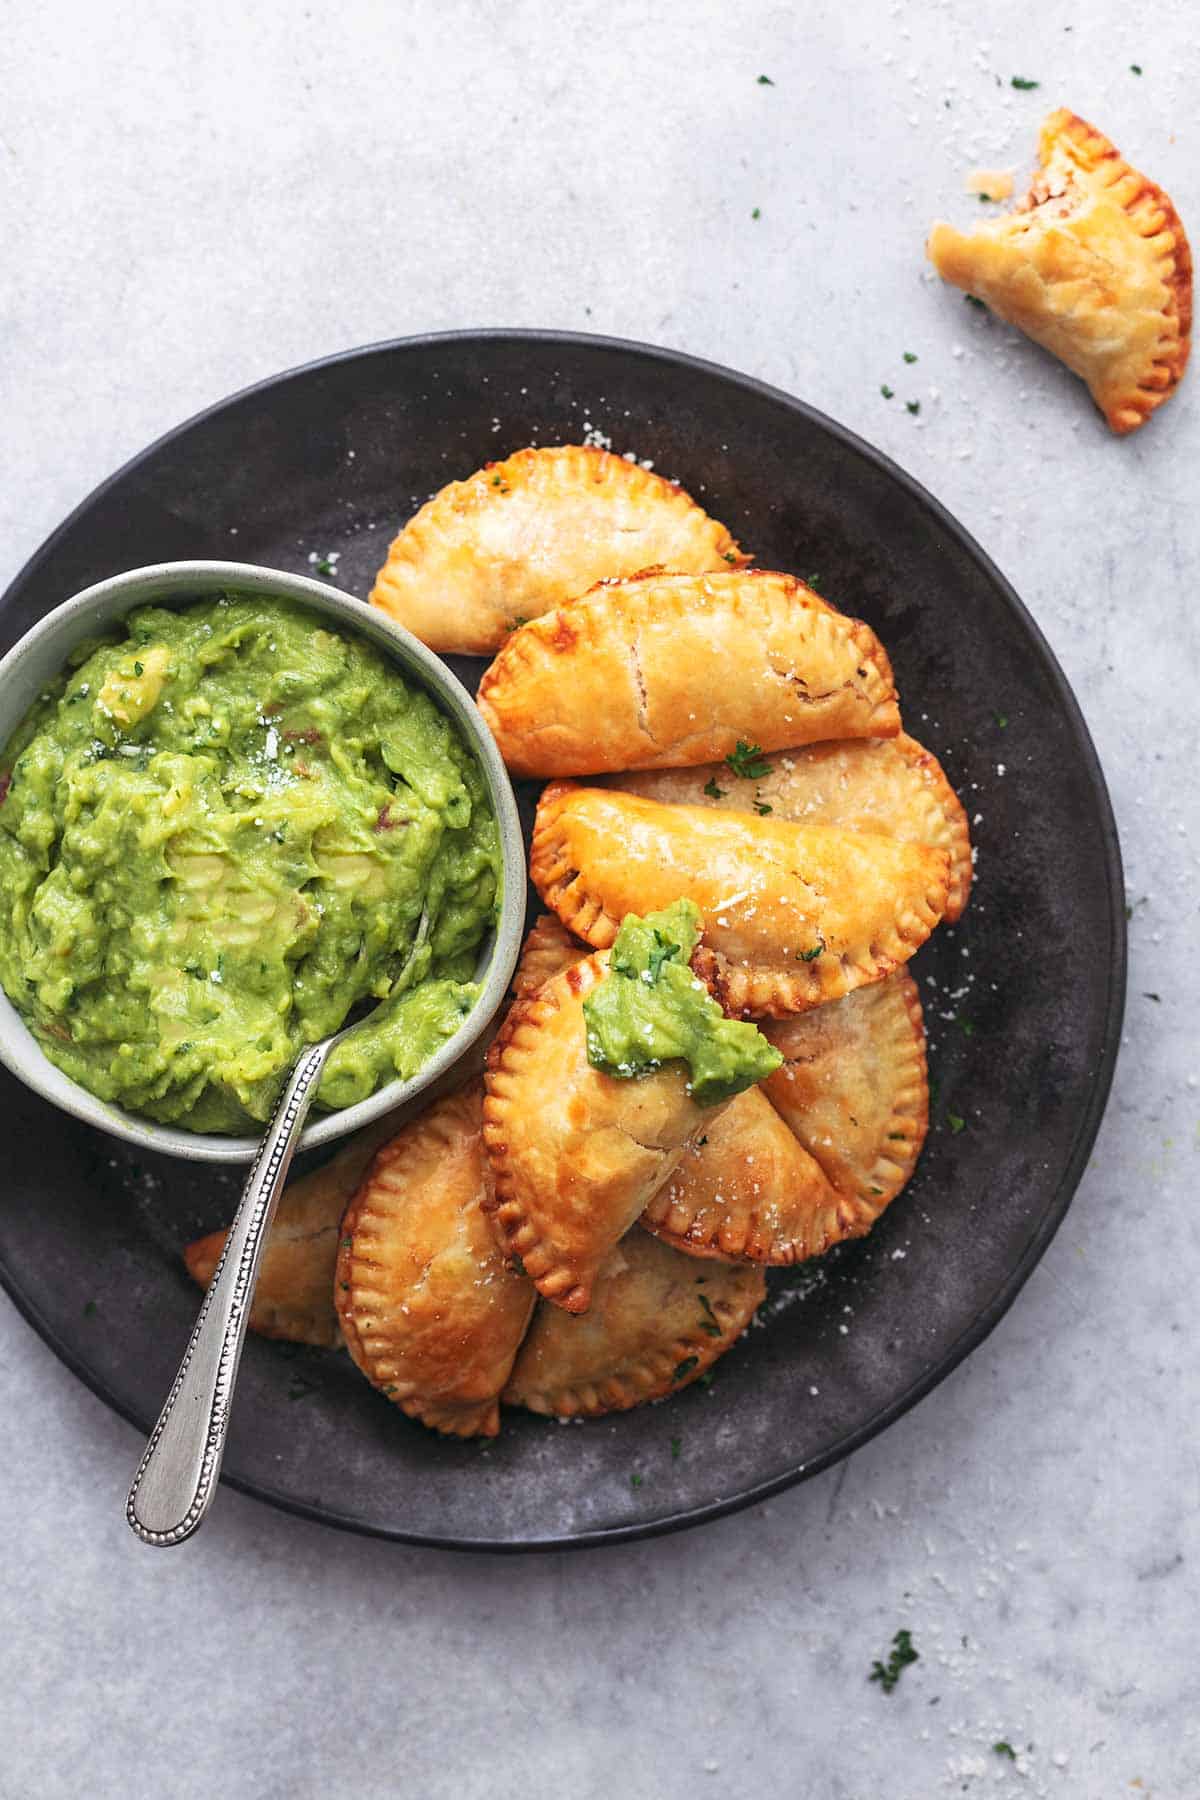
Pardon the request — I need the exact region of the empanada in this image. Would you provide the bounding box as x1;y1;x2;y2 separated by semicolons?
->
531;783;950;1017
928;109;1191;434
611;732;971;923
640;1084;852;1265
370;445;746;654
483;953;727;1314
477;569;899;776
335;1086;535;1437
762;972;927;1209
502;1226;765;1418
182;1108;404;1349
511;913;586;1002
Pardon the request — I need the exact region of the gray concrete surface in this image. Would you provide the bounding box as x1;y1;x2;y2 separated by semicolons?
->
2;2;1197;1795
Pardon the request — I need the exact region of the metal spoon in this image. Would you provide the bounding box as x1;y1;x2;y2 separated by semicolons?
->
126;912;430;1546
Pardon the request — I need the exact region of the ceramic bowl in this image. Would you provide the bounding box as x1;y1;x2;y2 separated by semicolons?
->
0;560;525;1164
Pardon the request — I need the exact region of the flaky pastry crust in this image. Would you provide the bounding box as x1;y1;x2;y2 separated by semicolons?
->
641;1084;853;1265
611;731;971;923
928;109;1191;433
482;953;726;1313
370;445;746;654
762;972;928;1211
476;569;899;776
335;1086;535;1437
502;1227;764;1417
183;1107;404;1349
531;782;949;1018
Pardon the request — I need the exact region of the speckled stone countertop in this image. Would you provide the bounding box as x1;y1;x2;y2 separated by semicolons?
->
2;3;1196;1795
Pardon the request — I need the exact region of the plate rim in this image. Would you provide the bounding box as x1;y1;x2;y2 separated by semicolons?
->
0;327;1127;1553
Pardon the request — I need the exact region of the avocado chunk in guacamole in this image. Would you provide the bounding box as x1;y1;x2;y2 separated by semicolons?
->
0;593;501;1133
581;899;781;1105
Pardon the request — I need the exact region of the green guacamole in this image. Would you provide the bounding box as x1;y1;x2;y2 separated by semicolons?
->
0;594;501;1133
582;900;781;1105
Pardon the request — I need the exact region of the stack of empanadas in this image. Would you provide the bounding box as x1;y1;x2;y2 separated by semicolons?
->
186;445;971;1438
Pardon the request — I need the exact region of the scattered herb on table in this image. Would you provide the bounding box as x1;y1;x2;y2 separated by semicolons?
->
993;1742;1018;1761
1143;992;1161;1003
881;384;894;399
947;1112;965;1134
960;1019;975;1037
751;207;762;220
965;294;987;310
670;1436;682;1459
82;1299;97;1318
726;739;772;780
906;400;921;416
1011;75;1040;89
630;1472;644;1488
314;556;335;575
1130;63;1143;74
903;351;918;364
995;710;1008;728
870;1629;919;1694
757;73;774;85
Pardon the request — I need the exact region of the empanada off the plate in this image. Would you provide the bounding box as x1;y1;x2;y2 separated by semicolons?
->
531;782;950;1018
484;948;743;1315
928;109;1191;435
335;1086;535;1438
610;731;971;924
370;445;746;654
503;1227;765;1419
476;569;899;777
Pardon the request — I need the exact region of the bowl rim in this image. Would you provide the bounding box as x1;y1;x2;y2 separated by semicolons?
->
0;558;525;1165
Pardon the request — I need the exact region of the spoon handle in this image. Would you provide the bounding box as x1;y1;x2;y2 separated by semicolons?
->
126;1040;333;1546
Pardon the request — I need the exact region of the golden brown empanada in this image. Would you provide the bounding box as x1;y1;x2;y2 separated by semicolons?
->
502;1226;765;1417
182;1108;405;1349
928;109;1191;434
510;913;586;1002
477;569;899;776
762;972;927;1209
611;732;971;923
483;954;725;1313
370;445;746;654
335;1086;535;1437
640;1084;851;1264
531;783;949;1018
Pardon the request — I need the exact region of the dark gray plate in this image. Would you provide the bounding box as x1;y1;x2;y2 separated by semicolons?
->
0;331;1124;1551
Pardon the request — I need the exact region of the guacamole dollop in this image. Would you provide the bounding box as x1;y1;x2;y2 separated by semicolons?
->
0;594;501;1133
582;900;781;1105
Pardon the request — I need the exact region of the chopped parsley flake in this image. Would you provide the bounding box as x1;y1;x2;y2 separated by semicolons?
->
869;1629;919;1694
697;1292;723;1337
881;384;894;399
314;556;335;575
751;207;761;220
947;1113;965;1134
703;776;727;800
993;1742;1017;1761
796;936;825;963
723;550;739;564
757;73;774;85
965;294;987;310
995;710;1008;728
753;796;773;815
902;351;918;364
1130;63;1142;74
82;1299;98;1318
670;1436;682;1458
906;400;921;416
725;739;772;781
1011;75;1040;89
673;1356;699;1382
1143;992;1161;1003
630;1472;644;1488
960;1019;975;1037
